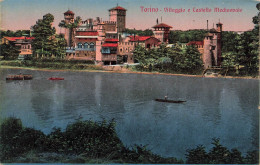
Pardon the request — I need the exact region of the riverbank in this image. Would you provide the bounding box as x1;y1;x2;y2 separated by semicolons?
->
1;117;258;164
1;64;258;80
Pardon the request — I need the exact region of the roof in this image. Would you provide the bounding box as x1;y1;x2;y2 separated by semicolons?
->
187;41;204;46
105;38;119;42
102;43;118;47
216;22;223;25
64;10;75;15
152;23;172;28
75;31;98;36
205;32;214;37
209;28;218;33
3;36;35;41
109;6;126;11
129;36;151;42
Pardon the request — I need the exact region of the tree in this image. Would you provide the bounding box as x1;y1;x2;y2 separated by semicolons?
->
180;45;203;72
32;13;66;58
186;145;209;164
59;16;81;47
208;138;231;164
0;43;20;60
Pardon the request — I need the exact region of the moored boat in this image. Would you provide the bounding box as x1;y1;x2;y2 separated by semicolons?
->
155;99;186;103
48;77;64;80
6;74;33;80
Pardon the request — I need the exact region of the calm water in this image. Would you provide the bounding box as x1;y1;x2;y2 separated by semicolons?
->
0;68;259;159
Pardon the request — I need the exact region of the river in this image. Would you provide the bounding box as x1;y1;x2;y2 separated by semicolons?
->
0;68;258;159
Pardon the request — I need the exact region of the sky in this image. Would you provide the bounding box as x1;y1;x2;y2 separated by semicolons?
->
1;0;259;32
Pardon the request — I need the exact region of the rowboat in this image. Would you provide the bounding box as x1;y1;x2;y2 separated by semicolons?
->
6;74;33;80
48;77;64;80
155;99;186;103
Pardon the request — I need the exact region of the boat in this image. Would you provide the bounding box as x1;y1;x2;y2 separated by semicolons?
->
48;77;64;80
155;99;186;103
6;74;32;80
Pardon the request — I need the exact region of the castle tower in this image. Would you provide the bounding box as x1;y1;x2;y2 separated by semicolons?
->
203;33;214;68
216;22;223;66
109;6;127;33
152;23;172;43
64;10;75;47
202;23;223;68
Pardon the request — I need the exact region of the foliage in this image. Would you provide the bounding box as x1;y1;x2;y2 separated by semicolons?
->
124;28;153;36
133;43;203;74
0;30;31;39
0;59;100;70
169;30;207;44
0;117;258;164
31;13;66;58
0;117;182;163
0;43;20;60
186;138;259;164
221;52;239;68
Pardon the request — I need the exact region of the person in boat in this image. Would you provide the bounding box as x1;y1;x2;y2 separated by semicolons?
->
164;95;168;100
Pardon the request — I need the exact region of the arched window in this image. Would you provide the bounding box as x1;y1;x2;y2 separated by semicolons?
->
84;43;89;49
90;42;95;51
78;42;82;48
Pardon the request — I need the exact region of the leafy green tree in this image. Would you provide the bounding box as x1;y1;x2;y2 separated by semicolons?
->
133;44;148;63
0;43;20;60
244;150;259;164
228;149;244;164
186;145;209;164
32;13;67;58
59;16;81;47
180;45;203;72
208;138;231;164
31;13;56;57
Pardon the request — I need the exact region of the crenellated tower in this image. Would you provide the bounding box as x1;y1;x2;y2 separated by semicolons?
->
109;6;126;33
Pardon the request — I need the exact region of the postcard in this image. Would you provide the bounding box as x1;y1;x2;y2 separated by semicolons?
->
0;0;259;164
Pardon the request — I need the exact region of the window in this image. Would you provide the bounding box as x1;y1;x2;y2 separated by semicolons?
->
78;43;83;48
90;43;95;51
84;43;89;49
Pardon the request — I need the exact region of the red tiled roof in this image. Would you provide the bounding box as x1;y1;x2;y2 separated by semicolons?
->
109;6;126;11
76;31;98;36
187;41;204;46
129;36;151;42
64;10;74;15
102;43;118;47
4;36;35;41
152;23;172;28
105;38;119;42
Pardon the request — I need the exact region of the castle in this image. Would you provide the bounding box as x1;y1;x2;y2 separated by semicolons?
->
61;5;222;68
61;5;171;65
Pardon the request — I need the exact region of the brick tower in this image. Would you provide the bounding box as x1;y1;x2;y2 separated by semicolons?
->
152;23;172;43
109;6;127;33
64;10;75;47
202;22;223;68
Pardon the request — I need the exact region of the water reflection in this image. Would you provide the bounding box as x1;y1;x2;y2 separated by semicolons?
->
0;68;258;159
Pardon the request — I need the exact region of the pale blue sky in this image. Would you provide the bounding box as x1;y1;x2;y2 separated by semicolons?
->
1;0;259;31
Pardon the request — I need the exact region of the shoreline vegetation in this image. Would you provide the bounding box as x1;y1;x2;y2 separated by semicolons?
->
0;60;258;80
0;117;258;164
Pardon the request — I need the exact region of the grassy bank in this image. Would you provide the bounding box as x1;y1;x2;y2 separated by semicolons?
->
0;60;258;79
0;117;258;164
0;59;103;71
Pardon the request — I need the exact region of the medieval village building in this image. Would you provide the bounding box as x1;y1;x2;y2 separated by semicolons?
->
1;5;223;68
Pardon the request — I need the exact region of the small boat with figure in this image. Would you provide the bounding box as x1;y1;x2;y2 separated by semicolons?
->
6;74;33;80
48;77;64;80
155;98;186;103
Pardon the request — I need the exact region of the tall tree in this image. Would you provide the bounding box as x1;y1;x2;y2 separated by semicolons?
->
31;13;66;58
